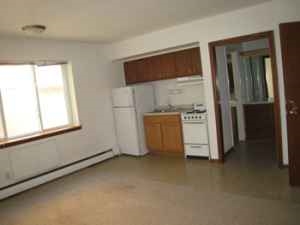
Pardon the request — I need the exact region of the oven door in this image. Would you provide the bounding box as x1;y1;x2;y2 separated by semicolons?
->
182;121;208;144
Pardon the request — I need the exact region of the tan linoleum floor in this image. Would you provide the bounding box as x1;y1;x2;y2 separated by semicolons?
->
1;140;300;225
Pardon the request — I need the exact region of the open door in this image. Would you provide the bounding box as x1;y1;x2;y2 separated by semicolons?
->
280;21;300;186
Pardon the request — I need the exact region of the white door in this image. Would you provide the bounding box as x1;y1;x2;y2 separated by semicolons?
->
114;108;140;156
231;52;246;141
112;87;134;107
216;46;234;152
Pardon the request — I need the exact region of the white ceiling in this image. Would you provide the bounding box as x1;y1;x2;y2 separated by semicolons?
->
0;0;270;43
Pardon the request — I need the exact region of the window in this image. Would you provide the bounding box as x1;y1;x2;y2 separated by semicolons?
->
0;63;79;142
0;65;41;138
35;65;70;129
264;57;274;100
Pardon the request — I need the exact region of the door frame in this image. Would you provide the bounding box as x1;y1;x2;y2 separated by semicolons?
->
280;22;300;185
208;31;283;166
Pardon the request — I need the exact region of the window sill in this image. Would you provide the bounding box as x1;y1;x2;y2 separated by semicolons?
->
0;125;82;149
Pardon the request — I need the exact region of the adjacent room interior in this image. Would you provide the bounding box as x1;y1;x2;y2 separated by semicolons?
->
212;36;280;167
0;1;300;225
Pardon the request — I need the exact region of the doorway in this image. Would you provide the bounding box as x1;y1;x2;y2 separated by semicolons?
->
209;31;282;166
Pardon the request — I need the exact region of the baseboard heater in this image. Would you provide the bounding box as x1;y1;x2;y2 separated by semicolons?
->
0;149;115;200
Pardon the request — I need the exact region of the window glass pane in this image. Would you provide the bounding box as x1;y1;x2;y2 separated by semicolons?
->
0;108;5;139
36;65;69;129
0;65;41;138
264;57;274;101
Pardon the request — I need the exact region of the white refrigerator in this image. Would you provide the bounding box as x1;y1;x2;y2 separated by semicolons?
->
112;85;155;156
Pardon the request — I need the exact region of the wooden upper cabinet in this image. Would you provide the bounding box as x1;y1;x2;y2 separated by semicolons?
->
151;52;176;80
138;58;152;82
124;47;202;84
124;61;137;85
174;47;202;77
124;58;151;84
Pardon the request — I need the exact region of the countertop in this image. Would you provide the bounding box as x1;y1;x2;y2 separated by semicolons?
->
229;100;274;107
144;111;182;116
243;101;274;105
144;107;193;116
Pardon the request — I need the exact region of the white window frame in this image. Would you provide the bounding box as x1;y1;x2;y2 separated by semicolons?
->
0;62;78;141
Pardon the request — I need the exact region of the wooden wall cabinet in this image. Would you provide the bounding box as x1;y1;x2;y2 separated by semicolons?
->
152;52;176;80
124;58;149;84
124;61;138;84
144;115;184;154
175;48;202;77
124;47;202;84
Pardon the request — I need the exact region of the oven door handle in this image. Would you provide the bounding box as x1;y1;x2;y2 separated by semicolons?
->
182;121;205;124
190;145;203;148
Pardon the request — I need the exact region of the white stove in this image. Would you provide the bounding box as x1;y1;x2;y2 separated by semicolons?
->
181;110;210;158
181;110;206;122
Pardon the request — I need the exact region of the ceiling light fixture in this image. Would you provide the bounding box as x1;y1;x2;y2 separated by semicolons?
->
21;24;46;34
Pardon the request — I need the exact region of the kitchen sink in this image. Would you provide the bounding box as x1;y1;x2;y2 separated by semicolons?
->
153;109;177;113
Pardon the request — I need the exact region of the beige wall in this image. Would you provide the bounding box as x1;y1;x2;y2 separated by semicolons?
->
107;0;300;164
0;37;123;188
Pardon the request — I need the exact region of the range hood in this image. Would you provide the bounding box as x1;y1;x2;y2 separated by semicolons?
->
176;75;203;86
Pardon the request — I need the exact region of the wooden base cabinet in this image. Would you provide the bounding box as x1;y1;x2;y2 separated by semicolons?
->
244;103;275;140
144;115;184;154
144;122;163;151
